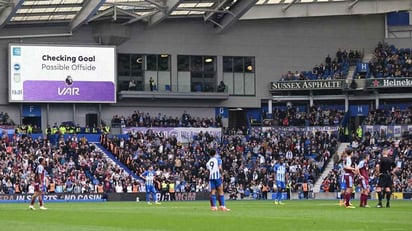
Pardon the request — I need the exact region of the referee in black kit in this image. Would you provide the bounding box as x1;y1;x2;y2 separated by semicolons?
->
375;148;400;208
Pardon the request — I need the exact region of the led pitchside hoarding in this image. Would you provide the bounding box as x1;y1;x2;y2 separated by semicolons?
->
9;44;116;103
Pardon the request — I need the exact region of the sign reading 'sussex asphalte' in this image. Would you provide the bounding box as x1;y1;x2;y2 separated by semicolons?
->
9;44;116;103
270;80;343;91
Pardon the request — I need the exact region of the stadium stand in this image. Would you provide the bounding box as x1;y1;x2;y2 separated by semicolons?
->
111;110;222;128
0;1;411;207
320;127;412;194
0;134;138;195
369;42;412;78
280;49;362;81
98;125;337;199
363;107;412;126
270;105;344;127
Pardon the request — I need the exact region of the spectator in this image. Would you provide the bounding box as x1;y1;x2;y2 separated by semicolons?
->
217;81;226;92
128;80;136;91
149;77;155;91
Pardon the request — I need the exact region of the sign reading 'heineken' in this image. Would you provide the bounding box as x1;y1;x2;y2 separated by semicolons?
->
270;80;343;91
367;78;412;88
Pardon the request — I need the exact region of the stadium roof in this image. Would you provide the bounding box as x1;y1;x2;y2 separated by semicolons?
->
0;0;410;34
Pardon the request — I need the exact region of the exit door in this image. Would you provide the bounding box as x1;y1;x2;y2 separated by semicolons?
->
22;105;41;133
86;113;98;127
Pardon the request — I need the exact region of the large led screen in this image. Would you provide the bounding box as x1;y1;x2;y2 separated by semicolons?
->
9;44;116;103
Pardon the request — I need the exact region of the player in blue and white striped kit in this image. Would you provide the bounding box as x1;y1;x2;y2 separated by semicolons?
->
141;166;161;205
337;151;347;206
206;149;230;211
273;158;287;205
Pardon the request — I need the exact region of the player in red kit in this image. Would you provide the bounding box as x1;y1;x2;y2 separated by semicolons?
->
343;149;356;208
357;153;370;207
29;157;48;210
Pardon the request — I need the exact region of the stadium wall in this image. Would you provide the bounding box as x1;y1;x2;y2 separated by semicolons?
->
0;15;386;127
0;192;209;203
1;192;410;203
386;37;412;48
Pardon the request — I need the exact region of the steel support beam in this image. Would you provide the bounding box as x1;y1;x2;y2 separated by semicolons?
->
347;0;359;9
69;0;106;31
203;0;230;22
216;0;259;34
148;0;183;27
0;0;23;28
242;0;412;20
282;0;298;13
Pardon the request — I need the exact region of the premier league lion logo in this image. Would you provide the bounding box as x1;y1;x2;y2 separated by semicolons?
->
65;75;73;86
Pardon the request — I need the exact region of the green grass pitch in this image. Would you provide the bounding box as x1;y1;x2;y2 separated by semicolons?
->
1;200;410;231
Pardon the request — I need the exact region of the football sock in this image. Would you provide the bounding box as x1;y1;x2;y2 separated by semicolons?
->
377;191;383;205
152;192;157;202
386;191;392;205
359;194;365;206
219;195;225;207
39;197;43;207
211;194;217;207
277;191;282;201
345;192;351;206
364;193;368;205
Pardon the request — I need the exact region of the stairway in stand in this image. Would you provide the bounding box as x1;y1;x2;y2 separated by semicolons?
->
93;143;142;181
313;142;350;193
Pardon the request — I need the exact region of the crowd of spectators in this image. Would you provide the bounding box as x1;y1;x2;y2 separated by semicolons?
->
268;105;344;127
280;49;362;81
3;108;411;200
0;133;138;195
101;126;337;199
369;42;412;78
320;130;412;194
1;104;340;199
111;110;222;128
363;107;412;125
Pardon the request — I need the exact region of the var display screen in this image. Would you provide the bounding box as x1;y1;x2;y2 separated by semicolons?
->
9;44;116;103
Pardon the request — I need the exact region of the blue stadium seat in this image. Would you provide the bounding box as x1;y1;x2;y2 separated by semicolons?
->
308;72;316;80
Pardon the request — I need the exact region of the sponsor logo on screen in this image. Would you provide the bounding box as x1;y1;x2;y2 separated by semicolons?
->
12;47;21;56
14;63;20;71
13;73;21;83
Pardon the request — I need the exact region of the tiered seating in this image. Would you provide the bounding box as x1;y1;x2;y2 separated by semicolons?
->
271;105;344;126
0;135;137;195
369;42;412;78
101;127;338;197
111;110;222;128
280;49;362;81
363;107;412;125
321;135;412;193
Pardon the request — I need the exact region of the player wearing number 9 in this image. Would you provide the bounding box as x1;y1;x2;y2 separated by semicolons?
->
206;149;230;211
